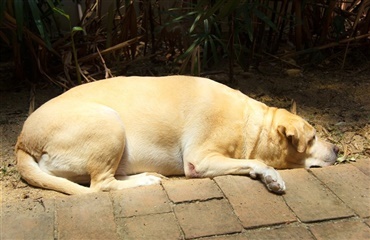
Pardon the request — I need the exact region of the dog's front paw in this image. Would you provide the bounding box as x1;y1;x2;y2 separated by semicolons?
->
260;167;286;194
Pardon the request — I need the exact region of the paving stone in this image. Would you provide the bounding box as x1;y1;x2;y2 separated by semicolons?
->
163;178;223;203
200;233;248;239
351;158;370;176
1;198;55;240
245;225;314;240
279;169;354;223
309;220;370;240
202;226;314;240
111;184;171;217
310;164;370;218
116;213;183;239
174;199;243;239
214;175;296;228
366;219;370;227
56;192;119;240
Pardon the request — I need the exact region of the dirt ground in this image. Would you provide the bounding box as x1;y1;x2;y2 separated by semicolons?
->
1;67;369;202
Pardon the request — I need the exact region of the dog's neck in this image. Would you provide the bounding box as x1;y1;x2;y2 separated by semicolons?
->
242;97;270;159
242;100;284;165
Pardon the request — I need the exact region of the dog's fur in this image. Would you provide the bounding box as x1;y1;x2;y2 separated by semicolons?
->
16;76;339;195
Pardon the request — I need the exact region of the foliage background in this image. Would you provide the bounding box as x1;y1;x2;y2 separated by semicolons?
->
0;0;369;89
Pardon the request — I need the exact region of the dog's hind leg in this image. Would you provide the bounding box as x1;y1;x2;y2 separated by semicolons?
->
115;172;166;187
17;103;162;194
17;149;93;195
116;172;167;181
81;107;163;191
93;173;163;191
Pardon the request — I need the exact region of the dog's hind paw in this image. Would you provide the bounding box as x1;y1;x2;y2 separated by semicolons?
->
137;175;163;186
261;167;286;194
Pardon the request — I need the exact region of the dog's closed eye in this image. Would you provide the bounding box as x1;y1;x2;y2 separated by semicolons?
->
308;135;316;145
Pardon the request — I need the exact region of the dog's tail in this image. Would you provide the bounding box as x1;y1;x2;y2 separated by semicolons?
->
16;149;93;195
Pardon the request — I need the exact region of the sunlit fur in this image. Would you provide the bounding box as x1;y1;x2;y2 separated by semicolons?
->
16;76;338;195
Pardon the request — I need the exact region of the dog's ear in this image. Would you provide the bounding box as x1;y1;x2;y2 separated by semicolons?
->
290;100;297;115
278;125;307;153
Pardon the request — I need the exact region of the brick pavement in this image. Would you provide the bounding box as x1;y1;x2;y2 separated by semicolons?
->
1;159;370;240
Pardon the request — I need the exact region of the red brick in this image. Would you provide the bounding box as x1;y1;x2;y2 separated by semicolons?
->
56;192;119;240
245;225;314;239
200;234;248;239
111;184;171;217
311;164;370;218
351;158;370;176
174;199;242;239
163;178;223;203
214;175;296;228
1;199;55;240
366;219;370;227
279;169;354;222
116;213;183;239
310;220;370;240
202;226;314;240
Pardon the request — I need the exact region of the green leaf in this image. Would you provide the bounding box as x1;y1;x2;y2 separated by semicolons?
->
169;11;197;26
202;0;226;20
28;0;51;48
190;13;202;33
203;19;209;34
241;10;254;42
72;26;85;33
178;38;202;62
252;7;278;32
46;0;69;20
203;37;208;67
336;155;347;163
71;26;86;38
14;0;24;40
246;20;253;41
208;35;219;63
52;7;70;20
0;0;7;24
125;0;131;8
336;155;357;164
218;0;239;19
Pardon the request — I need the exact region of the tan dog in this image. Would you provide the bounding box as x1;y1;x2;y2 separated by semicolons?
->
16;76;339;195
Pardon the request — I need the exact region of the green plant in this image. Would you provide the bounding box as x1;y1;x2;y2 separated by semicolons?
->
0;0;62;83
0;0;368;89
51;5;85;84
164;0;279;81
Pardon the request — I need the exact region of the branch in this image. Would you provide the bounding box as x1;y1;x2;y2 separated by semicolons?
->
280;33;370;59
78;36;143;63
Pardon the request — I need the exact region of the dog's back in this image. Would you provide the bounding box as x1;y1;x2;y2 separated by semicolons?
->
16;76;249;194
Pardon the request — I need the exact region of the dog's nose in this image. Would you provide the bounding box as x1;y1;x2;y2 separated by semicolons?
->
333;145;340;155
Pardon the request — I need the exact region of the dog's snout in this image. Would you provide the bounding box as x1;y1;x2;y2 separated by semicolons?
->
333;145;339;155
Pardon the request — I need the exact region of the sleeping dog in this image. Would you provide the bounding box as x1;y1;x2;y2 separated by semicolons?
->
16;76;339;194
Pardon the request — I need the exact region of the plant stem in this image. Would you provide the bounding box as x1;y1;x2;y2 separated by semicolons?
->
71;32;81;84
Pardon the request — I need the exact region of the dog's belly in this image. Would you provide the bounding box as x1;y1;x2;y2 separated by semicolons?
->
116;143;185;176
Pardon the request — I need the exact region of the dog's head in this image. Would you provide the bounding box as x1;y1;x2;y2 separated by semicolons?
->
272;109;339;169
